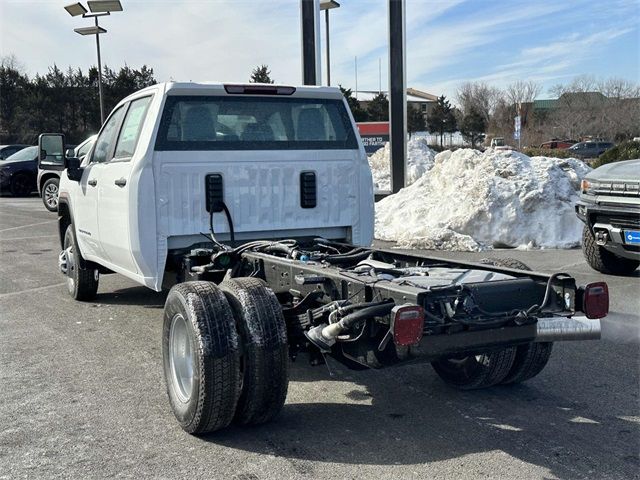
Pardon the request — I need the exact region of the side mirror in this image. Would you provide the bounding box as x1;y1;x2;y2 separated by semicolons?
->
65;148;75;157
38;133;65;170
65;157;83;182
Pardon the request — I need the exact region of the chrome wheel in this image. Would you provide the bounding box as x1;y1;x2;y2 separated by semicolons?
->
44;182;58;209
169;313;195;403
64;245;76;294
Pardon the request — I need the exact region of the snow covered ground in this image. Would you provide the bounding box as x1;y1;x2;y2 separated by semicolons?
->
368;137;437;191
373;147;591;251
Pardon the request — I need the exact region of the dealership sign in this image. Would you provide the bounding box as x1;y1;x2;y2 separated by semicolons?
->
357;122;389;154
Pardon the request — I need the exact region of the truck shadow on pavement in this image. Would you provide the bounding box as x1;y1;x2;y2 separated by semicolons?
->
95;286;168;308
210;354;639;479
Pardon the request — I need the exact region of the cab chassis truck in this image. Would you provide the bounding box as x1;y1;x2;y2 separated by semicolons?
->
39;82;608;435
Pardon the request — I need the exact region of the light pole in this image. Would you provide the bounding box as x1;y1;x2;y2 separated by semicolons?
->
319;0;340;86
64;1;123;124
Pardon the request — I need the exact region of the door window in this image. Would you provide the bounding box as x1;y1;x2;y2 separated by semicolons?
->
114;96;152;159
91;106;126;163
77;139;94;158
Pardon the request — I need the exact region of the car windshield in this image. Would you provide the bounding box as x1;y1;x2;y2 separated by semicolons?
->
155;96;358;151
4;146;37;161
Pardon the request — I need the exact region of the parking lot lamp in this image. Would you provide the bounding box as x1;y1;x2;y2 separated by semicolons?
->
64;1;123;124
319;0;340;86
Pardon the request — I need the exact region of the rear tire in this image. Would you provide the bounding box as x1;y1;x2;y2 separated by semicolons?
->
163;282;241;434
431;347;517;390
582;225;639;275
63;224;99;301
479;258;555;384
501;342;553;384
221;277;289;426
480;257;531;271
42;178;59;212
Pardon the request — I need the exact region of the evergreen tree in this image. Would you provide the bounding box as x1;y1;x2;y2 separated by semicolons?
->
339;85;369;122
0;57;156;144
407;105;426;137
426;95;457;147
460;107;486;148
250;64;274;84
366;92;389;121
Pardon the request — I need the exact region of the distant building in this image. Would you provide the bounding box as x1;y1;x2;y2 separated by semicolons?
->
356;87;439;121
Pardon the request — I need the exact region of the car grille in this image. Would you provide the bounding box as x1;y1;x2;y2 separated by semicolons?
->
591;181;640;197
594;213;640;230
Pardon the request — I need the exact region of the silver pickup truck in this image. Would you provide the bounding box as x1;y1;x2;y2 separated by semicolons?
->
576;159;640;275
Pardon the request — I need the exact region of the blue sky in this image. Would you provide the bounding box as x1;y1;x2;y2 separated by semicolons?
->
1;0;638;102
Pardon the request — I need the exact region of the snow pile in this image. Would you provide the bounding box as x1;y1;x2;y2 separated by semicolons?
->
375;148;591;251
369;137;437;191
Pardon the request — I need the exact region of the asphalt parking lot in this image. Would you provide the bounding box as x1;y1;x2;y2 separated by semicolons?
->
1;197;639;480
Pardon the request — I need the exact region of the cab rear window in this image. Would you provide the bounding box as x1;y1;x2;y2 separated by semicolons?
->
155;96;358;151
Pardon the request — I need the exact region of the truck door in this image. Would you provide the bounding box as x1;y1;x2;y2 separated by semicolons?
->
96;96;152;275
73;106;126;260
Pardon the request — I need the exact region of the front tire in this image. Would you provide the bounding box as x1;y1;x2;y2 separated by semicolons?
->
582;225;639;275
163;282;241;435
431;347;517;390
42;178;59;212
62;224;99;301
221;278;289;426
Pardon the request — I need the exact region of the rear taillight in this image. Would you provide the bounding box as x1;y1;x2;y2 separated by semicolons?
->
391;305;424;346
582;282;609;319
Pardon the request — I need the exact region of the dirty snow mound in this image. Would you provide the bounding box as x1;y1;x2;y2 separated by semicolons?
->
369;137;436;191
375;149;590;251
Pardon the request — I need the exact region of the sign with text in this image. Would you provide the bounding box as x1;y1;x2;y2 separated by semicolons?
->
357;122;390;154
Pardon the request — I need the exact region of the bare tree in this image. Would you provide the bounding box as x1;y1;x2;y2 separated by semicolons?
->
456;82;502;124
505;80;541;107
0;53;25;72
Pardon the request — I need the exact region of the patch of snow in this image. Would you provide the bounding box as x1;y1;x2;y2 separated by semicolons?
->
374;148;591;251
369;137;437;192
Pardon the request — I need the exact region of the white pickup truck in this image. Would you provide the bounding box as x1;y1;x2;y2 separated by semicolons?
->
39;82;608;435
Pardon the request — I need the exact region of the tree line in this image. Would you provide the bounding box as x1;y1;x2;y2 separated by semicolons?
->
0;55;156;145
454;77;640;147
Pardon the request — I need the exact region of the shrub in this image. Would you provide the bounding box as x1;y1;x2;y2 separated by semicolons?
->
593;141;640;168
521;147;575;159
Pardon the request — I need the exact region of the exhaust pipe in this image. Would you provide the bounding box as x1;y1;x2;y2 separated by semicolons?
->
535;316;601;342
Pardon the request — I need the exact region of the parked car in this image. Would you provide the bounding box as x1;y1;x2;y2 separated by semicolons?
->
568;141;614;158
540;139;577;149
576;158;640;275
0;144;29;160
0;146;38;196
38;134;96;212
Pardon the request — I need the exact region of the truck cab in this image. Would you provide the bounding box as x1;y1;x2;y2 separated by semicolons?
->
47;82;374;290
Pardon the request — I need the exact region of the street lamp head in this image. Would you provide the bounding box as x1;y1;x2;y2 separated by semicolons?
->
87;0;123;13
74;25;107;35
64;2;88;16
320;0;340;11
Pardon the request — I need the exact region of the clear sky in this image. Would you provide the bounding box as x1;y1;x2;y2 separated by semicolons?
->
1;0;638;100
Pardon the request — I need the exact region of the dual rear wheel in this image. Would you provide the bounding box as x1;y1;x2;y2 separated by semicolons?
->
431;258;553;390
162;278;289;435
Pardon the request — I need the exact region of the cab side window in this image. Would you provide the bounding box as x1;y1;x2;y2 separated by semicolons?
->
114;96;152;159
91;106;126;163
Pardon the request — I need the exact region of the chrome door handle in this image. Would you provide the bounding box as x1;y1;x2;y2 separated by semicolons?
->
114;178;127;187
88;179;97;187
